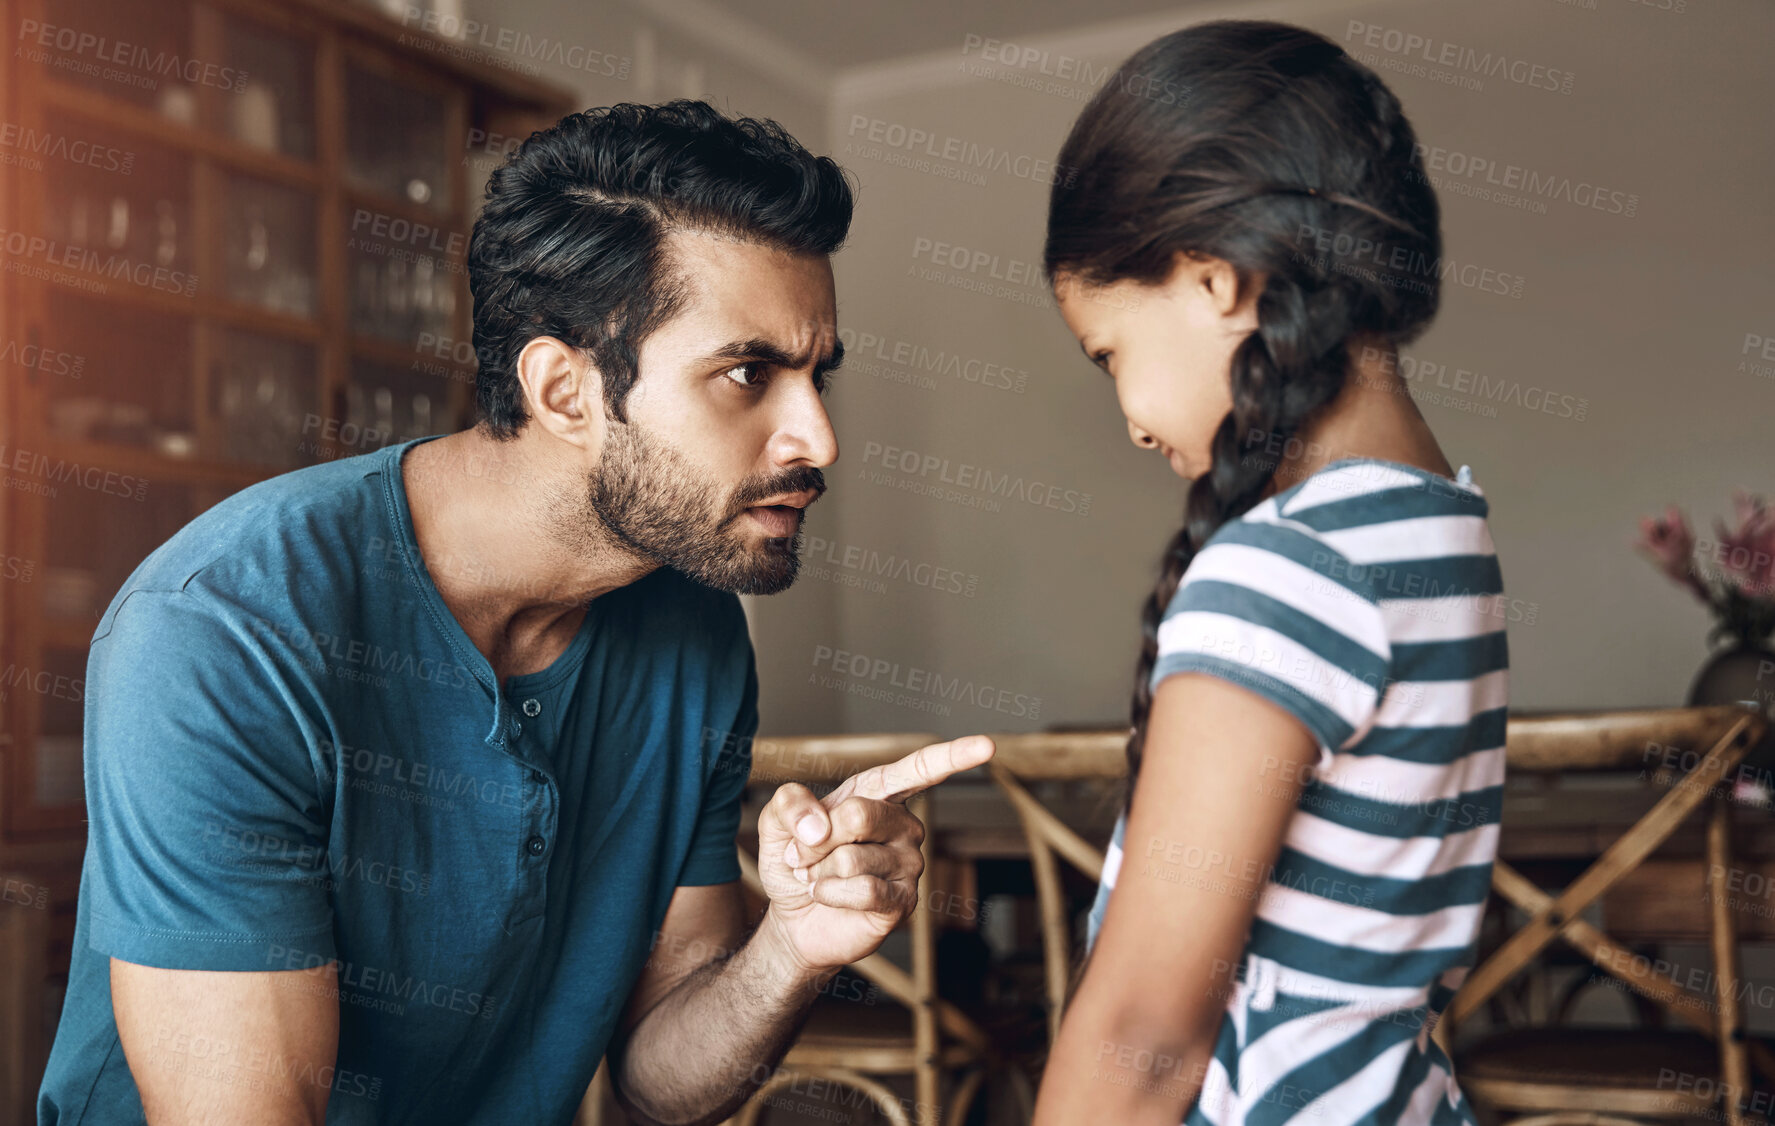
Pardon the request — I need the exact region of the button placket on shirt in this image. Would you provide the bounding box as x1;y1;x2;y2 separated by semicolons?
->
509;698;541;740
510;704;555;857
501;690;558;928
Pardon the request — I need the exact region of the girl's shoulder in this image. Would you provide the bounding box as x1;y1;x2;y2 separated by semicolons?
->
1157;458;1505;756
1268;457;1490;530
1180;456;1497;615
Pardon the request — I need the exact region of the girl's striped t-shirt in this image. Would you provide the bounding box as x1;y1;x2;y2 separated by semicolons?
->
1084;457;1507;1126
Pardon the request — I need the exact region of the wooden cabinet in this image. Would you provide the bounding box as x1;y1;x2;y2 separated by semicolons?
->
0;0;575;1091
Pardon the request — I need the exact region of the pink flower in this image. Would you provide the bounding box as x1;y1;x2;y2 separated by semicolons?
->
1716;491;1775;599
1636;505;1710;603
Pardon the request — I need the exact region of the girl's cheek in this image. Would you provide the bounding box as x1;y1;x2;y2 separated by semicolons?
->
1125;370;1198;452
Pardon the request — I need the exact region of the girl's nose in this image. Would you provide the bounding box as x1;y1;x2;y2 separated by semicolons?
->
1127;419;1158;449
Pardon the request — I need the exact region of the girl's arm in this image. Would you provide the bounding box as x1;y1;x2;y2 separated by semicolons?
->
1031;669;1320;1126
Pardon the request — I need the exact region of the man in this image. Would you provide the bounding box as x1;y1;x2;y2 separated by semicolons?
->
37;100;994;1126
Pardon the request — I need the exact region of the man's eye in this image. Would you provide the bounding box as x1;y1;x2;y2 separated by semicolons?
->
724;362;766;387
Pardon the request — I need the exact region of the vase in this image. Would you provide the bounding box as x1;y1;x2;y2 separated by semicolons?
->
1688;641;1775;774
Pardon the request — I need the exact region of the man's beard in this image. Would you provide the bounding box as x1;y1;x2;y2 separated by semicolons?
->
585;418;824;595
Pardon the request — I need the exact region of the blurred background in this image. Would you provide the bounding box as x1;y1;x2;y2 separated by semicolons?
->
1;0;1772;1123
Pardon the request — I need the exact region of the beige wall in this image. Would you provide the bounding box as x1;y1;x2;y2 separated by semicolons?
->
467;0;1775;736
780;0;1775;738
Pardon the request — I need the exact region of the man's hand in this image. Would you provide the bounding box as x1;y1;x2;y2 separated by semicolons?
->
605;735;995;1126
753;734;995;973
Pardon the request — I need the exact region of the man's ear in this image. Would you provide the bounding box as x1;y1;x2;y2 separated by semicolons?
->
515;336;605;451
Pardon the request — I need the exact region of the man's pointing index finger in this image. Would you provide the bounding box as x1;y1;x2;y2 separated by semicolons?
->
842;734;996;805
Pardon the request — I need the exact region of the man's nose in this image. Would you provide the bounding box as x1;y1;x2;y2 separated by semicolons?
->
774;390;840;468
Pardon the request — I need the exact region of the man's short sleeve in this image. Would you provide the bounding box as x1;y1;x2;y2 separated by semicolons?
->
1151;521;1392;768
84;588;336;970
675;633;758;888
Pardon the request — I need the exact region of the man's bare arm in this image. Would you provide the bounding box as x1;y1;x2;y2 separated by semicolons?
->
111;957;340;1126
607;735;995;1126
607;881;830;1126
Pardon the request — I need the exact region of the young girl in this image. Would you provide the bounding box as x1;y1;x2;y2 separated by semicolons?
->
1032;21;1507;1126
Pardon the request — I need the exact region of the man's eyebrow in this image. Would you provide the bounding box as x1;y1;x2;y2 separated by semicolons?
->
820;337;846;378
698;336;845;377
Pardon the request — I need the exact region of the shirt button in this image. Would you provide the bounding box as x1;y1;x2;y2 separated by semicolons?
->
526;835;546;856
522;697;541;717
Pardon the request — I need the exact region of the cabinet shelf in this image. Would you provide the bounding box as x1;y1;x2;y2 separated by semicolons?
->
35;438;283;489
350;331;474;380
29;265;325;339
42;77;324;192
1;0;576;845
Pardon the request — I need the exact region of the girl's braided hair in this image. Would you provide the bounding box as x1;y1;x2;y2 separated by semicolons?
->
1043;20;1444;815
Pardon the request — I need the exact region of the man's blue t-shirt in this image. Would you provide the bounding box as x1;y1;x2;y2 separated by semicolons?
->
38;434;759;1125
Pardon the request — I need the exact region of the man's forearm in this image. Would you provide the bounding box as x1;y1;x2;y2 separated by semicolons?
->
611;909;835;1126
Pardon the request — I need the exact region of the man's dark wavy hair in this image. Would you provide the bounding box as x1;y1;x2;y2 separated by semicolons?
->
467;100;855;438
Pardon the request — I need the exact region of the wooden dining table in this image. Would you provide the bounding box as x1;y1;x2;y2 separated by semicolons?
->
735;717;1775;944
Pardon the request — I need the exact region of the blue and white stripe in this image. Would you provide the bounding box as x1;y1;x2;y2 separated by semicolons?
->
1085;459;1507;1125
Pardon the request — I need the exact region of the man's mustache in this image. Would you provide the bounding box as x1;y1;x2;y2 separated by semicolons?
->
730;466;827;512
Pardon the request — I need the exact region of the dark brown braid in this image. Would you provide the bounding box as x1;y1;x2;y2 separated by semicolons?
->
1043;21;1444;818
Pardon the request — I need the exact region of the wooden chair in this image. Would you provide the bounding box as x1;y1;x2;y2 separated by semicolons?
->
988;711;1775;1126
979;731;1126;1048
952;730;1121;1125
578;733;994;1126
1439;704;1774;1126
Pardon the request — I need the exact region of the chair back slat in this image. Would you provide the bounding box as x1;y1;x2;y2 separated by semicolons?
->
745;732;941;786
982;734;1123;1048
977;730;1128;781
1505;705;1759;772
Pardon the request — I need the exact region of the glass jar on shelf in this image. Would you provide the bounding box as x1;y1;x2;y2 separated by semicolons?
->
344;61;453;212
221;174;316;317
221;14;316;160
42;112;193;278
213;330;319;468
348;238;457;344
349;357;457;448
44;0;194;114
40;290;194;454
